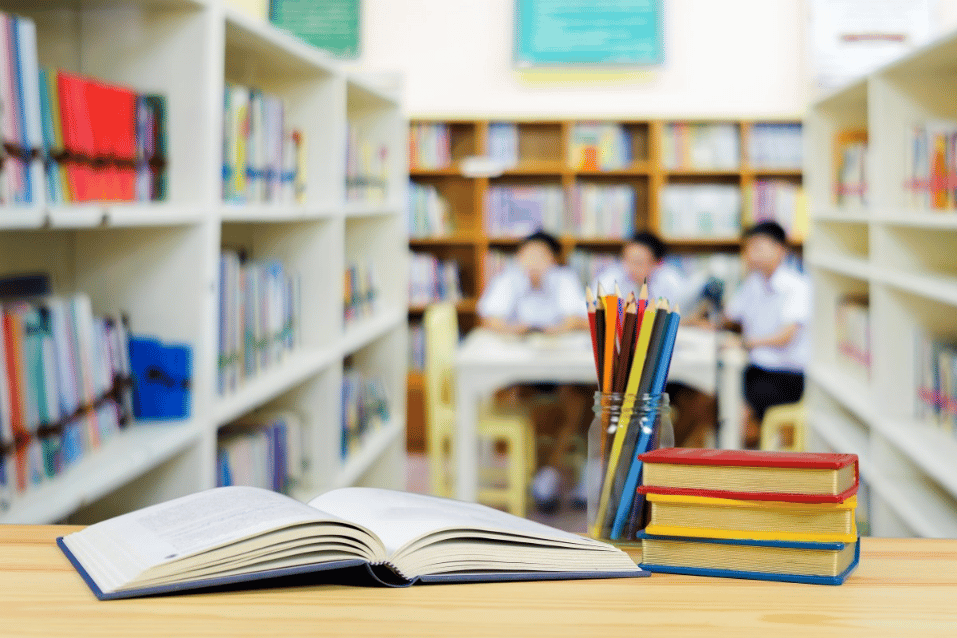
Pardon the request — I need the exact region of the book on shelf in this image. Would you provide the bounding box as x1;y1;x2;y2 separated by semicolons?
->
834;130;867;208
58;485;646;600
341;367;390;459
567;122;631;171
408;323;425;371
904;119;957;210
0;293;132;500
662;122;739;170
218;251;302;396
343;261;379;323
484;185;565;236
748;122;803;170
488;122;518;167
409;122;451;170
346;122;388;203
660;183;742;239
407;182;452;237
637;532;860;586
223;83;302;205
217;410;305;494
409;252;462;307
0;12;168;205
836;295;870;381
744;179;807;239
915;330;957;434
569;184;636;238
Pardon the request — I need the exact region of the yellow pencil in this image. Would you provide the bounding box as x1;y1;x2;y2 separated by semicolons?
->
590;299;659;537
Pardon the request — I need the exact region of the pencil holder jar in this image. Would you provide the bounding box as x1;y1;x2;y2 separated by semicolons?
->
586;391;672;542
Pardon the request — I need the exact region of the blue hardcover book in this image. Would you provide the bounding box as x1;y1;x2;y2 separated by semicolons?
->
637;531;860;585
59;486;649;600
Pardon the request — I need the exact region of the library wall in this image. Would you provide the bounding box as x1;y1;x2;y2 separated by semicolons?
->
351;0;808;118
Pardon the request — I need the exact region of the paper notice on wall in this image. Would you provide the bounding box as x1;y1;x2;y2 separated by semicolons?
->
809;0;933;92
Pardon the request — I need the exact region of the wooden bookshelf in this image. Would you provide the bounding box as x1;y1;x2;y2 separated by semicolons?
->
406;117;804;451
0;2;407;523
805;29;957;538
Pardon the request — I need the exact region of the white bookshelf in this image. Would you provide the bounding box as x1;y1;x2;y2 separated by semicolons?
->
0;0;407;523
806;28;957;537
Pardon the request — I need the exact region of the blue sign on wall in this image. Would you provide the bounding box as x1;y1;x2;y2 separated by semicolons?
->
515;0;663;66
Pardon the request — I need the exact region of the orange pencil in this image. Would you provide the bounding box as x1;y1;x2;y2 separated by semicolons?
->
601;284;617;393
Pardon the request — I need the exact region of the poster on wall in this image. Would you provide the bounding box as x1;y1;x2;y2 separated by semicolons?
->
514;0;663;66
270;0;360;59
809;0;932;92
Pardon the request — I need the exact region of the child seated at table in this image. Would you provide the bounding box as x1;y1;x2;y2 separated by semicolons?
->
477;230;590;513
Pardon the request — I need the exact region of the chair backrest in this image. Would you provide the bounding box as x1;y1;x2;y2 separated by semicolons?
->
423;303;459;447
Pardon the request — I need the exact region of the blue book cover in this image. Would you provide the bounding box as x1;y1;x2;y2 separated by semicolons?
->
637;531;860;586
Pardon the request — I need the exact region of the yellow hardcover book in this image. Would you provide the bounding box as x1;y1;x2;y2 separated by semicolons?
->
644;492;858;544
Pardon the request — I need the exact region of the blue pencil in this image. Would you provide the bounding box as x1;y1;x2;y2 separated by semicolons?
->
610;304;681;540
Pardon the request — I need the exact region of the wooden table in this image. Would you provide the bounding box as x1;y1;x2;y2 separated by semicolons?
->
4;527;957;637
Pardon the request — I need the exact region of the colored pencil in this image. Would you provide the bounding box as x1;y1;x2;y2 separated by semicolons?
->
601;288;617;394
594;284;606;390
585;286;600;381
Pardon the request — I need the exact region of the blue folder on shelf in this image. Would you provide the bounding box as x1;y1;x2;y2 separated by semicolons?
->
636;532;860;586
128;336;192;420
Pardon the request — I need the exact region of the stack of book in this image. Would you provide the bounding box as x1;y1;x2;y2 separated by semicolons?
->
569;184;636;238
344;261;379;323
662;123;739;169
915;330;957;434
408;122;451;170
904;119;957;210
346;122;388;203
407;183;452;237
567;122;631;171
836;295;871;381
749;123;803;169
484;185;565;236
637;448;861;585
659;184;742;239
744;179;807;239
835;138;868;208
341;367;390;459
409;253;462;307
217;410;305;494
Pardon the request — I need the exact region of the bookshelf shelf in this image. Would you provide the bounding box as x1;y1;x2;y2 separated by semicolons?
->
0;2;406;523
335;417;405;489
807;28;957;537
0;421;201;524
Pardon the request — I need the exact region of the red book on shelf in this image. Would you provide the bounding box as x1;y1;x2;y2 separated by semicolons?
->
57;71;96;202
637;448;859;504
110;84;138;201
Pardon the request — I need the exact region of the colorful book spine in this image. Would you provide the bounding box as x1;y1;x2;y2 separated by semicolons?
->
836;295;871;381
408;182;452;237
484;185;565;236
662;122;740;169
409;253;462;307
217;411;304;494
341;368;390;459
344;261;379;323
346;122;388;203
567;122;631;171
570;184;636;238
409;122;451;170
905;119;957;211
748;123;802;169
660;184;742;238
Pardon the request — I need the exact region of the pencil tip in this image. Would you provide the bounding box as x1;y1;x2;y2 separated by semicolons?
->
673;303;681;314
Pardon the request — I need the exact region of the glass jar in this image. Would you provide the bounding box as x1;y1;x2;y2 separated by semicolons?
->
586;391;672;542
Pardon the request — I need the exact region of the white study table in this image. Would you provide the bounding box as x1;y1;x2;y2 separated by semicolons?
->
453;326;744;502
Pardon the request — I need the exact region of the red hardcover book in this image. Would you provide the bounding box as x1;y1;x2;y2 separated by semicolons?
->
57;71;96;202
637;448;859;504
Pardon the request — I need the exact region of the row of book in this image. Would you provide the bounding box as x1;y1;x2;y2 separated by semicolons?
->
218;251;302;396
409;253;463;307
749;123;803;169
916;331;957;434
407;182;453;237
567;122;633;171
344;261;379;324
488;122;518;166
222;84;303;205
568;184;637;238
636;449;860;585
905;120;957;210
341;367;390;460
836;296;871;381
0;13;167;206
409;122;452;170
346;123;389;203
659;184;742;239
662;123;739;170
484;185;565;236
217;411;305;495
743;180;807;238
835;138;868;208
0;294;132;495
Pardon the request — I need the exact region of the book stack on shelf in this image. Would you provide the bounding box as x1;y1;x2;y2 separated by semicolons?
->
408;183;452;237
660;184;742;239
744;179;807;239
0;292;132;506
904;120;957;211
217;411;305;494
409;253;462;308
662;122;739;169
341;367;390;460
637;449;861;585
567;122;631;170
0;12;168;206
222;84;303;205
915;332;957;435
749;122;803;169
344;261;379;324
484;185;565;236
218;250;302;396
834;130;868;209
836;295;871;381
569;184;637;238
488;122;518;166
409;122;452;170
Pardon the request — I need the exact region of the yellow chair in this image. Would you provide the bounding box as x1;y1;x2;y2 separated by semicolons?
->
760;401;807;452
424;303;536;516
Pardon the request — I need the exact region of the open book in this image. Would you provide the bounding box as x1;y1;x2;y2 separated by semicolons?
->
58;486;647;600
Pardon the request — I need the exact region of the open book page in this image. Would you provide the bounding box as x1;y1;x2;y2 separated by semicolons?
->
308;488;639;578
62;486;383;594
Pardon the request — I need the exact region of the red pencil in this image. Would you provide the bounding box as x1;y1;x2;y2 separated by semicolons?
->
585;286;600;381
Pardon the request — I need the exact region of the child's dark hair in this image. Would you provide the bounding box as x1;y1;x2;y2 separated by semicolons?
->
629;231;667;261
520;230;562;258
743;221;788;246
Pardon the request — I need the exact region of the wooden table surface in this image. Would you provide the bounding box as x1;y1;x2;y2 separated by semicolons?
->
2;526;956;637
